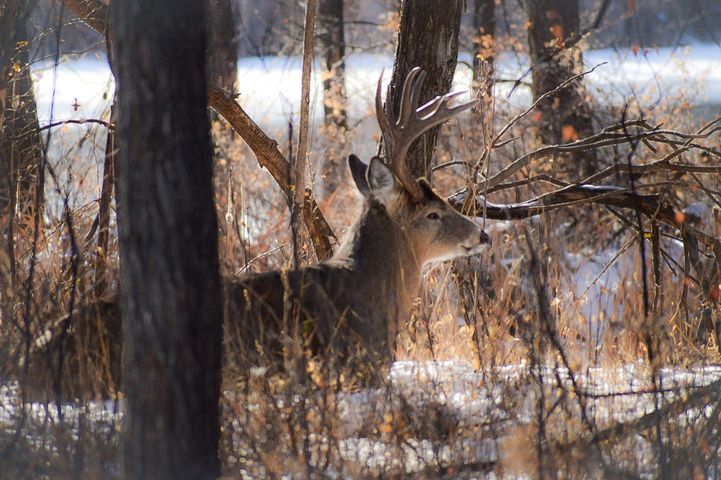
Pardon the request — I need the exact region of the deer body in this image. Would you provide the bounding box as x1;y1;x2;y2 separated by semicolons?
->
226;198;415;367
225;68;490;377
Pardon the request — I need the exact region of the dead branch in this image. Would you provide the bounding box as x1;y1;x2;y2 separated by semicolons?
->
10;119;114;142
491;64;607;151
451;182;720;252
207;86;336;260
480;118;721;191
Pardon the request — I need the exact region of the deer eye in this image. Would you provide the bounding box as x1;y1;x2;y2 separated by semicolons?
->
426;212;440;220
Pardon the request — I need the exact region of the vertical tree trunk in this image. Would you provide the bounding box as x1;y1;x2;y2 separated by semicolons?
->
317;0;347;197
112;0;223;478
94;23;117;300
0;0;19;153
207;0;237;91
386;0;465;179
524;0;596;177
472;0;496;102
0;1;44;325
0;0;44;222
93;100;115;298
318;0;347;130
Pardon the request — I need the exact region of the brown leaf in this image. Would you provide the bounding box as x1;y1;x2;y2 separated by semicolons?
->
626;0;635;15
551;24;564;47
674;211;685;225
562;124;579;142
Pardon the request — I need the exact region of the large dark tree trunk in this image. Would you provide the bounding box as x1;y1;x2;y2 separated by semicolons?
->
386;0;465;179
112;0;223;478
524;0;596;178
318;0;347;129
207;0;237;92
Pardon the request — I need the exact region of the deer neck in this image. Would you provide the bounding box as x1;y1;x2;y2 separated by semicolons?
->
330;200;422;317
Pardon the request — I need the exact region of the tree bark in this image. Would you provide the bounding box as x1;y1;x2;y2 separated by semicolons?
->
318;0;347;129
207;0;237;92
112;0;223;478
0;1;44;326
0;0;44;222
93;100;115;298
472;0;496;102
387;0;465;179
523;0;596;178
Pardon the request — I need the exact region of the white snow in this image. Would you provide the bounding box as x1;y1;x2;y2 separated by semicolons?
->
3;360;720;474
31;44;721;134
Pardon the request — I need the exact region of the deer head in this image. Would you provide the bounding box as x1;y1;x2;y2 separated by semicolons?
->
346;67;490;268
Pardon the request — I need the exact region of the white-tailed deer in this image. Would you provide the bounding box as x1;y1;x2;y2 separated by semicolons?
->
225;68;490;379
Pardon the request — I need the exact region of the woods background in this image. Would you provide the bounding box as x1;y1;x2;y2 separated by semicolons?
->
1;0;721;478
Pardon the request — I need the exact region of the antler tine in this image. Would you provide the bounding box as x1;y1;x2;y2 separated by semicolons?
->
397;67;425;126
375;71;392;149
416;90;475;127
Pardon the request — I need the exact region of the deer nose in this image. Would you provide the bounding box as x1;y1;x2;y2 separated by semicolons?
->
480;230;491;246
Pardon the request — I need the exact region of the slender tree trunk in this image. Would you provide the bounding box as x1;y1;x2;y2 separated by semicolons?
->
0;0;44;222
112;0;223;477
317;0;347;197
472;0;496;102
94;24;117;299
524;0;596;178
93;101;114;298
318;0;347;130
0;0;19;146
0;0;22;322
386;0;465;179
207;0;237;92
0;1;44;326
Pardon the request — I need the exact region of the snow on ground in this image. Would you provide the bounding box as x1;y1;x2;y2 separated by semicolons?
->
3;360;720;473
340;360;721;471
32;44;721;126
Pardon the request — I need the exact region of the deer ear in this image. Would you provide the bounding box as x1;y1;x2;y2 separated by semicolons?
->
348;154;370;197
367;156;397;204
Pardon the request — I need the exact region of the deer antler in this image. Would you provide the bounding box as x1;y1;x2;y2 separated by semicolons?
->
376;67;476;201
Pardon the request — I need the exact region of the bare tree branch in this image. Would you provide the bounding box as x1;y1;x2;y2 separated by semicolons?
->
480;118;721;192
207;86;336;260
